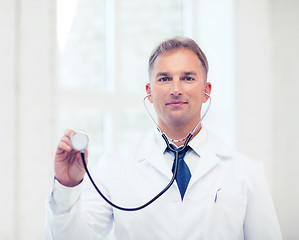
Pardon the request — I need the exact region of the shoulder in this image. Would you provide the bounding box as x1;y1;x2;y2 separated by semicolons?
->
205;130;268;195
205;129;263;174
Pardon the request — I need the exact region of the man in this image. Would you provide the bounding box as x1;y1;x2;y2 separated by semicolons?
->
45;37;282;239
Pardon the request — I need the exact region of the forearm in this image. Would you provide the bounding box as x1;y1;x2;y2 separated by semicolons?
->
45;179;113;240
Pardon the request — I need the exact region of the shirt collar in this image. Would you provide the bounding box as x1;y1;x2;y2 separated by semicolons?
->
153;126;208;156
188;126;208;156
153;128;168;154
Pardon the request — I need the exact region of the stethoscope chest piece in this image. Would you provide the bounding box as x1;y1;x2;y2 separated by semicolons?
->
71;132;89;151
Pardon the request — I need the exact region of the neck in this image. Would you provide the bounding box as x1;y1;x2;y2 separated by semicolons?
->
159;121;202;147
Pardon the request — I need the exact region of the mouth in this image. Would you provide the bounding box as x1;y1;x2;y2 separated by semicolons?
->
165;101;188;106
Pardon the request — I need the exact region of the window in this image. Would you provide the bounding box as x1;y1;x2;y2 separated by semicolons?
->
57;0;183;165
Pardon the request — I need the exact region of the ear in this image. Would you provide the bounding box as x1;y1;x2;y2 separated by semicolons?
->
203;82;212;103
146;83;153;103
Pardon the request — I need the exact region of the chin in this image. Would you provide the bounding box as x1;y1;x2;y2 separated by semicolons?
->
167;116;189;126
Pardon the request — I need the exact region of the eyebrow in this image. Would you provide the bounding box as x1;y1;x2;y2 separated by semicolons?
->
184;71;198;76
155;71;198;78
155;72;169;78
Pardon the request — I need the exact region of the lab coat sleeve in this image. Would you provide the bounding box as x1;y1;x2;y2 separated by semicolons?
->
243;163;282;240
45;177;114;240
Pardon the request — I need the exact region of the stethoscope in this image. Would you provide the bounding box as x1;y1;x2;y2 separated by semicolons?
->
70;93;211;211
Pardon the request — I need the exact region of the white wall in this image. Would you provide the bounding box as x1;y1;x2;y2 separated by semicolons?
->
272;0;299;238
234;0;299;239
235;0;273;172
0;0;56;239
0;1;18;239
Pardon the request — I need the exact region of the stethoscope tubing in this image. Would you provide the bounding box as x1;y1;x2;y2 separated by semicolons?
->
81;94;211;211
81;133;192;211
143;93;211;143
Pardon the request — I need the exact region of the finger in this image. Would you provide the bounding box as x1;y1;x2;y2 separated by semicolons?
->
68;150;77;163
84;148;88;157
57;141;72;153
60;135;71;146
83;149;89;165
64;129;76;139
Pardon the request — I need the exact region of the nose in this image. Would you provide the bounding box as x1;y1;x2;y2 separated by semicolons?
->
170;79;183;96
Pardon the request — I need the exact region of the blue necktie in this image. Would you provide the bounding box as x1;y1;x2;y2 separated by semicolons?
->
171;146;191;200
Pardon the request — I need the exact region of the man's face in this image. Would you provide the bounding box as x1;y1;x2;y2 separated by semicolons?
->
146;48;211;131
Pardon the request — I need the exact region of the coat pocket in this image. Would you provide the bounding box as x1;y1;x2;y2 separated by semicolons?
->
203;189;247;240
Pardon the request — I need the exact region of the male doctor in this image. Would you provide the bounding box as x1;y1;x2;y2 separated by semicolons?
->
45;37;282;239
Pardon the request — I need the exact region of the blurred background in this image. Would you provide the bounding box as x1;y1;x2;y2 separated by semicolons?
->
0;0;298;239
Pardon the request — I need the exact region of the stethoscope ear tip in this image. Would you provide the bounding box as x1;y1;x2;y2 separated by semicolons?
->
204;92;211;97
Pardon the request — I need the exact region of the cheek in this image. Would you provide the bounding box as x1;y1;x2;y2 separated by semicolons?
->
189;88;205;102
152;93;162;107
151;92;167;111
151;87;167;100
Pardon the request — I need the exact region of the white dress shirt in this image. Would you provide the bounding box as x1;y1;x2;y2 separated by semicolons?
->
45;127;282;240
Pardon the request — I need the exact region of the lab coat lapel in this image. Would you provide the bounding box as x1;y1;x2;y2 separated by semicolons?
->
188;148;220;187
137;132;173;180
188;129;232;188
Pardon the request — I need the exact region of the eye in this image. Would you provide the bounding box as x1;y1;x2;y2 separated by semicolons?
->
183;76;194;81
159;77;170;82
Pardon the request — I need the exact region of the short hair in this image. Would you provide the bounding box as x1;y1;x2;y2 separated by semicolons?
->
148;36;209;80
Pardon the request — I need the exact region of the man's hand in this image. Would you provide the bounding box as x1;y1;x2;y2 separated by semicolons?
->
54;129;88;187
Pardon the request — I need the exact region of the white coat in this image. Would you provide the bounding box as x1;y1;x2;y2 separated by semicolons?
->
45;128;282;240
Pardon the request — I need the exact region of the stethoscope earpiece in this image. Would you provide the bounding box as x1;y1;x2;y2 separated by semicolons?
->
81;93;212;212
143;92;211;142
